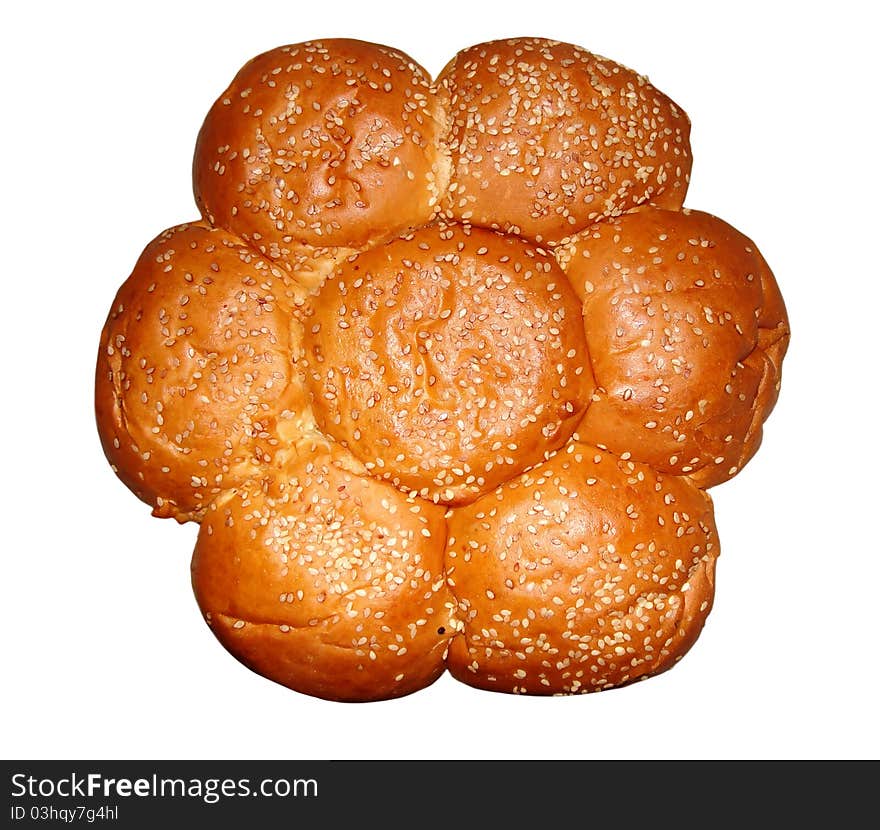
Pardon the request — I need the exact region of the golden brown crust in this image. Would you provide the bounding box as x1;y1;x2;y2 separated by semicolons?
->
445;442;718;694
193;38;451;254
560;208;790;487
95;35;790;702
95;222;308;521
191;446;457;701
302;222;596;504
438;37;692;245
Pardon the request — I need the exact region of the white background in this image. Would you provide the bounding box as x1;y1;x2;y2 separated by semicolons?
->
2;0;877;761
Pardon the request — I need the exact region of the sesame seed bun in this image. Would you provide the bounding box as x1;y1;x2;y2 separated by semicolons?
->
445;442;718;695
191;445;456;702
437;37;692;245
95;35;790;702
95;222;308;521
193;38;451;254
559;208;790;487
301;222;596;505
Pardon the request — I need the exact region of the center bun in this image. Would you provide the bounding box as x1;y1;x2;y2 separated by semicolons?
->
302;222;596;504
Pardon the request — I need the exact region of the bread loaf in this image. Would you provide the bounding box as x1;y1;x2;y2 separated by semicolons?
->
96;36;789;700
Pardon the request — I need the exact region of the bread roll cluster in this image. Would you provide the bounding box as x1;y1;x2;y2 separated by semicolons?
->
96;37;789;701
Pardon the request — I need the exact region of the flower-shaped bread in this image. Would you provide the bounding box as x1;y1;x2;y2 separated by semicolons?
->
96;37;789;701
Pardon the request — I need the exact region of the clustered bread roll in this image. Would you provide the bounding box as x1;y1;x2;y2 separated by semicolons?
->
96;36;789;701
